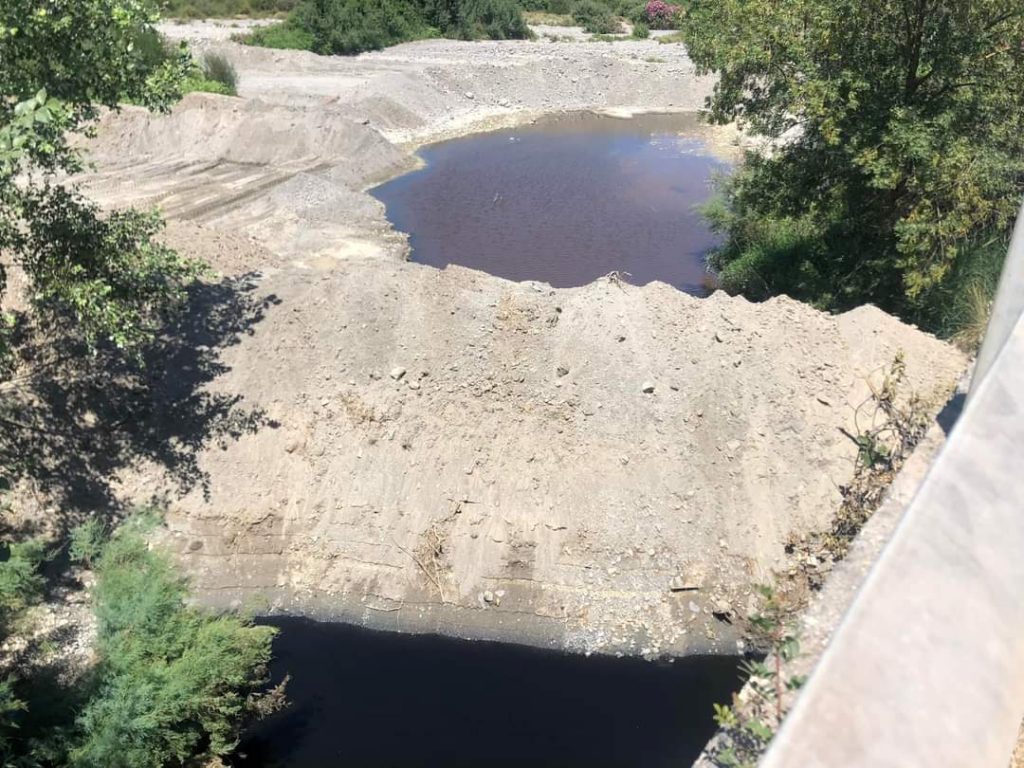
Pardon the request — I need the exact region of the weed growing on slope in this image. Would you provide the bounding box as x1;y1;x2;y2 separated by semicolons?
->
710;585;806;768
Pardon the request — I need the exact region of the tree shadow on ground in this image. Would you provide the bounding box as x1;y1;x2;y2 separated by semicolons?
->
0;273;281;529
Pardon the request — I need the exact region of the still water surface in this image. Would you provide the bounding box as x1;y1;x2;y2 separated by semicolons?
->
234;617;743;768
371;112;730;294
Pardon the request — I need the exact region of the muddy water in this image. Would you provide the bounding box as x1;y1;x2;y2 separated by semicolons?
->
233;617;743;768
372;112;730;294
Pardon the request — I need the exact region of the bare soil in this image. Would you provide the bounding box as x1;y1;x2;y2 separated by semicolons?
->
77;23;965;656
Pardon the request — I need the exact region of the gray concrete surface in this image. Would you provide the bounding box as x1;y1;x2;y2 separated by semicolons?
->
761;308;1024;766
972;205;1024;399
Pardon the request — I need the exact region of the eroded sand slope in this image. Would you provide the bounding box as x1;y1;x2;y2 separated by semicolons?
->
85;26;965;655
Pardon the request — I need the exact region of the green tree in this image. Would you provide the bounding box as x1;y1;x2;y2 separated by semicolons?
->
0;5;278;766
0;0;202;371
69;520;277;768
0;538;47;763
684;0;1024;322
244;0;530;55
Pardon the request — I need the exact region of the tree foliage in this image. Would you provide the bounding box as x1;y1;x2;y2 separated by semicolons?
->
0;519;278;768
684;0;1024;320
0;0;201;369
244;0;530;55
0;538;46;763
0;539;46;631
69;520;276;768
0;5;277;767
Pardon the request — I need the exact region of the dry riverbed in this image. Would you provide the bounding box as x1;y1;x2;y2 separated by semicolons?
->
77;22;965;656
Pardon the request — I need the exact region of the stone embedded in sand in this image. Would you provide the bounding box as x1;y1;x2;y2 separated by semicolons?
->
669;576;698;592
642;381;655;393
390;366;406;380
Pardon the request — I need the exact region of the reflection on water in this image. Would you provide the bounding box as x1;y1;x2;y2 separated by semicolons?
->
372;112;731;295
233;617;744;768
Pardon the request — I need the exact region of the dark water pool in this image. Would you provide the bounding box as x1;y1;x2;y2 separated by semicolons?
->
371;112;731;294
233;618;743;768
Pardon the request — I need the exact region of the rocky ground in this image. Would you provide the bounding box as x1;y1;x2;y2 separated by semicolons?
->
75;22;966;656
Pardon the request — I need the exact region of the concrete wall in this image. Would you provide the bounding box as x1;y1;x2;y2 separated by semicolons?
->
761;205;1024;767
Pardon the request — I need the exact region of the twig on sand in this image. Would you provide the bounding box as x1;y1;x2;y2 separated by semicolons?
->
602;270;633;289
391;537;448;604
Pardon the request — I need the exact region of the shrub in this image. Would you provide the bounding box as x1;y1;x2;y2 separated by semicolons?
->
242;0;529;55
69;519;108;568
240;20;317;49
915;230;1007;350
181;75;236;95
451;0;532;39
132;28;179;70
162;0;298;16
0;539;46;627
571;0;620;34
68;519;278;768
642;0;679;29
290;0;432;55
201;52;239;93
544;0;573;13
631;19;648;37
685;0;1024;330
515;0;571;12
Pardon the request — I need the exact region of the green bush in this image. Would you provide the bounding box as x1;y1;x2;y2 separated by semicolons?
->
68;520;108;568
915;230;1007;350
292;0;432;55
68;519;277;768
631;19;648;37
515;0;572;12
132;28;180;70
442;0;531;39
127;30;238;98
0;539;46;628
201;52;239;93
181;75;236;95
163;0;298;17
571;0;620;34
242;0;530;55
239;20;317;49
685;0;1024;339
0;540;46;760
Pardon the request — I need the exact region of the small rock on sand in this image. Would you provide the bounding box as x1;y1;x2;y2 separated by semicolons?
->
669;575;698;592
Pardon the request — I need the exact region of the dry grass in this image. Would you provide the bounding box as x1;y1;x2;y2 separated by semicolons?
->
786;354;933;588
951;281;994;352
524;10;575;25
656;31;686;44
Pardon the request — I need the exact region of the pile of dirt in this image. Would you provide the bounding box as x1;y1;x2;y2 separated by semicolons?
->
76;25;966;655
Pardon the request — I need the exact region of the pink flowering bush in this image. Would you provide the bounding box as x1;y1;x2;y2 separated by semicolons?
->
643;0;681;29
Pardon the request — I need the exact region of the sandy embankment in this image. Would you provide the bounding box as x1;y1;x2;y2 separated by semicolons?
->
79;23;966;656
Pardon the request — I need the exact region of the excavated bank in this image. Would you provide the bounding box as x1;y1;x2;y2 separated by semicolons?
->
83;25;965;656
